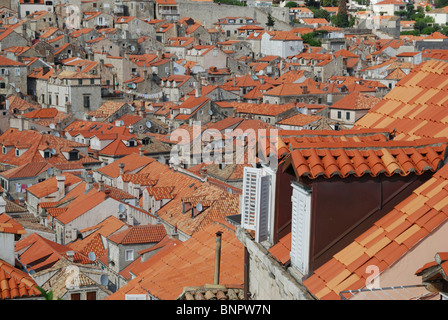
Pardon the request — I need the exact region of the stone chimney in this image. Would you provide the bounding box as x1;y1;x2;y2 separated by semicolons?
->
56;175;66;198
118;162;125;175
85;175;93;193
139;147;145;156
195;81;202;98
98;177;105;192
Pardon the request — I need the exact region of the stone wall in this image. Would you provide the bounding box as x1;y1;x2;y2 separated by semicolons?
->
236;227;313;300
178;2;292;31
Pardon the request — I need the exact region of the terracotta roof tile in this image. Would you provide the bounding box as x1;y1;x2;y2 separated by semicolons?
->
303;161;448;300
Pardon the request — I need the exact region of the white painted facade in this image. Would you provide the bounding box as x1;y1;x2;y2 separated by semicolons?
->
260;32;303;59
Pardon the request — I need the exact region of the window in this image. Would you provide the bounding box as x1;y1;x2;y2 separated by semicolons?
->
337;111;341;119
241;167;272;243
71;293;81;300
290;181;312;275
86;291;97;300
44;150;51;158
125;249;134;261
78;79;83;85
15;149;19;157
2;147;5;154
83;95;90;108
0;83;5;89
346;112;350;121
55;95;59;106
128;140;136;147
69;150;79;161
15;68;20;76
90;79;95;85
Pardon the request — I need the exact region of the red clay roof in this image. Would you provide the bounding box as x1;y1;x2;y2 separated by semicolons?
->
355;60;448;140
0;259;41;300
106;221;244;300
302;162;448;300
108;224;166;245
284;137;447;179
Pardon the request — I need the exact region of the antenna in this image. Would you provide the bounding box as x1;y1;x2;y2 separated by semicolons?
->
100;274;109;286
88;252;96;262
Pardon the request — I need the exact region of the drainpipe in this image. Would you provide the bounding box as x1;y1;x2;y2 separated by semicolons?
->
244;246;249;300
214;231;222;285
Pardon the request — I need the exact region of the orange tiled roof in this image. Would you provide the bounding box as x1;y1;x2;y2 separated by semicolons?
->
302;162;448;300
285;138;447;179
277;113;322;127
0;259;41;299
96;153;154;178
27;172;82;198
0;213;26;235
329;91;381;111
108;224;166;245
106;221;244;300
355;60;448;141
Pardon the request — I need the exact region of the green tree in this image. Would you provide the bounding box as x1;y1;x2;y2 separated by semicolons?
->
285;1;298;7
333;12;350;27
435;0;448;8
266;13;275;28
302;32;322;46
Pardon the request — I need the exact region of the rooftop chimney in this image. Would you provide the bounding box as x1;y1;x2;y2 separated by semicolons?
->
214;231;222;285
118;162;125;175
85;175;93;193
139;147;145;156
56;175;66;198
98;177;105;192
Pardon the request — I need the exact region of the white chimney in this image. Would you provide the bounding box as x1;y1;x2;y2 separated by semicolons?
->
0;197;5;214
56;175;66;198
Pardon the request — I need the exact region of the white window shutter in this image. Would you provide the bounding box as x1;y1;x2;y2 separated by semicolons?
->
255;174;271;243
290;183;311;275
241;167;260;230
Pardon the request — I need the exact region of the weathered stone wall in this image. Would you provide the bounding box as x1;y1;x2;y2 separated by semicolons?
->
178;2;292;31
236;227;313;300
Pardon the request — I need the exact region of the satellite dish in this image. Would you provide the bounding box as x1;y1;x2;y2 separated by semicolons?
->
196;203;203;212
53;131;60;137
131;45;135;51
49;123;55;129
120;120;124;126
146;121;151;129
130;106;135;112
118;203;125;213
15;88;20;93
226;187;233;194
88;252;96;262
100;274;109;286
208;109;213;116
28;269;36;275
131;83;137;89
51;148;56;155
47;167;54;176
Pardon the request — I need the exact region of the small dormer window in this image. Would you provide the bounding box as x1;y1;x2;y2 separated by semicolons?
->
15;149;19;157
69;150;79;161
2;146;6;154
128;140;136;147
44;150;51;158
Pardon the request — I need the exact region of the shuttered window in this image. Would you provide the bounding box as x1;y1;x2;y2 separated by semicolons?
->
241;167;260;230
241;167;273;243
256;174;271;243
290;182;312;275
